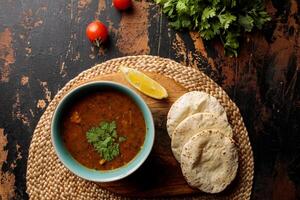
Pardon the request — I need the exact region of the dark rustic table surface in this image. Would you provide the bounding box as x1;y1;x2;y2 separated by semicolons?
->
0;0;299;199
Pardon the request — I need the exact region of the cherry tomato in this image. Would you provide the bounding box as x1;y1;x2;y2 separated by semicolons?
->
86;20;108;47
113;0;132;10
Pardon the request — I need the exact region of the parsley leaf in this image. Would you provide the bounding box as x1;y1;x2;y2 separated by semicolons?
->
224;31;240;57
218;13;236;30
154;0;271;56
176;1;189;15
239;15;254;32
86;121;126;162
202;7;216;21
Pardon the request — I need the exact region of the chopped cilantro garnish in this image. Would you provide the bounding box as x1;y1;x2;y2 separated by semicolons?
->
86;121;126;162
118;136;127;143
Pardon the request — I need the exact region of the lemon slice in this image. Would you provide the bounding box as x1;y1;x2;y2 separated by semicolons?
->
120;66;168;99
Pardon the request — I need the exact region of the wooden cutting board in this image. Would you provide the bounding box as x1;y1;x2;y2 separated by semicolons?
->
88;72;200;197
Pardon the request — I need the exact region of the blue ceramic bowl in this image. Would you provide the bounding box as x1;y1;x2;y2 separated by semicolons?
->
51;81;155;182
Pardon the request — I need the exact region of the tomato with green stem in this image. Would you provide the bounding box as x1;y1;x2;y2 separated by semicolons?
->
86;20;108;47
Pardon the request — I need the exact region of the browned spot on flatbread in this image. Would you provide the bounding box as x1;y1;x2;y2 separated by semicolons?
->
0;28;15;82
0;128;16;200
116;0;150;55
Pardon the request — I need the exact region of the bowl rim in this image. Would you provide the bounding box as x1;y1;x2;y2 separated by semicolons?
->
51;81;155;182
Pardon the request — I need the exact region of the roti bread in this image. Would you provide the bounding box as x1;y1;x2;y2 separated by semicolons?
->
180;129;238;193
167;91;228;138
171;113;233;162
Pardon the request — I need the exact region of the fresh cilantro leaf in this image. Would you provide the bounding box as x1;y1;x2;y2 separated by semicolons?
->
238;15;254;32
224;31;240;57
100;122;109;130
211;22;221;35
86;121;127;162
176;0;188;15
154;0;270;56
200;20;211;30
86;128;102;143
154;0;168;3
253;11;271;29
224;0;237;8
181;16;192;28
112;130;117;138
169;19;181;29
101;143;119;161
163;0;175;10
109;121;116;133
212;0;220;7
218;13;236;30
202;7;216;21
200;29;215;40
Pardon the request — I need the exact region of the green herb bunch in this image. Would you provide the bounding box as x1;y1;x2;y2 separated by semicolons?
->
86;121;126;161
154;0;271;56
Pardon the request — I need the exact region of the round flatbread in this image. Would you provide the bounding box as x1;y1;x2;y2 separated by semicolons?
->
167;91;228;138
181;129;238;194
171;113;233;162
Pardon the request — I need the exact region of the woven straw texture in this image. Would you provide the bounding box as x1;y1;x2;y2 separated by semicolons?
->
26;55;254;200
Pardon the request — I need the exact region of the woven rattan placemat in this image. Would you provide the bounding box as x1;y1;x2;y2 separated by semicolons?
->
26;55;254;200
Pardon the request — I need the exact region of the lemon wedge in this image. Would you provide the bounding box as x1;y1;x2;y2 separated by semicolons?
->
120;66;168;99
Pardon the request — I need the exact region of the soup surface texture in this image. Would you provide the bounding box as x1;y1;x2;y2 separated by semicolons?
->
62;91;146;170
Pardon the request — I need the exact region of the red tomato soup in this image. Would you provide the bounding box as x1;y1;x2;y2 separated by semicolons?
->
61;91;146;170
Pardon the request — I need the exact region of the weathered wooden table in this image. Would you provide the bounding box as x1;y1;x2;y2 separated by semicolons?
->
0;0;299;199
